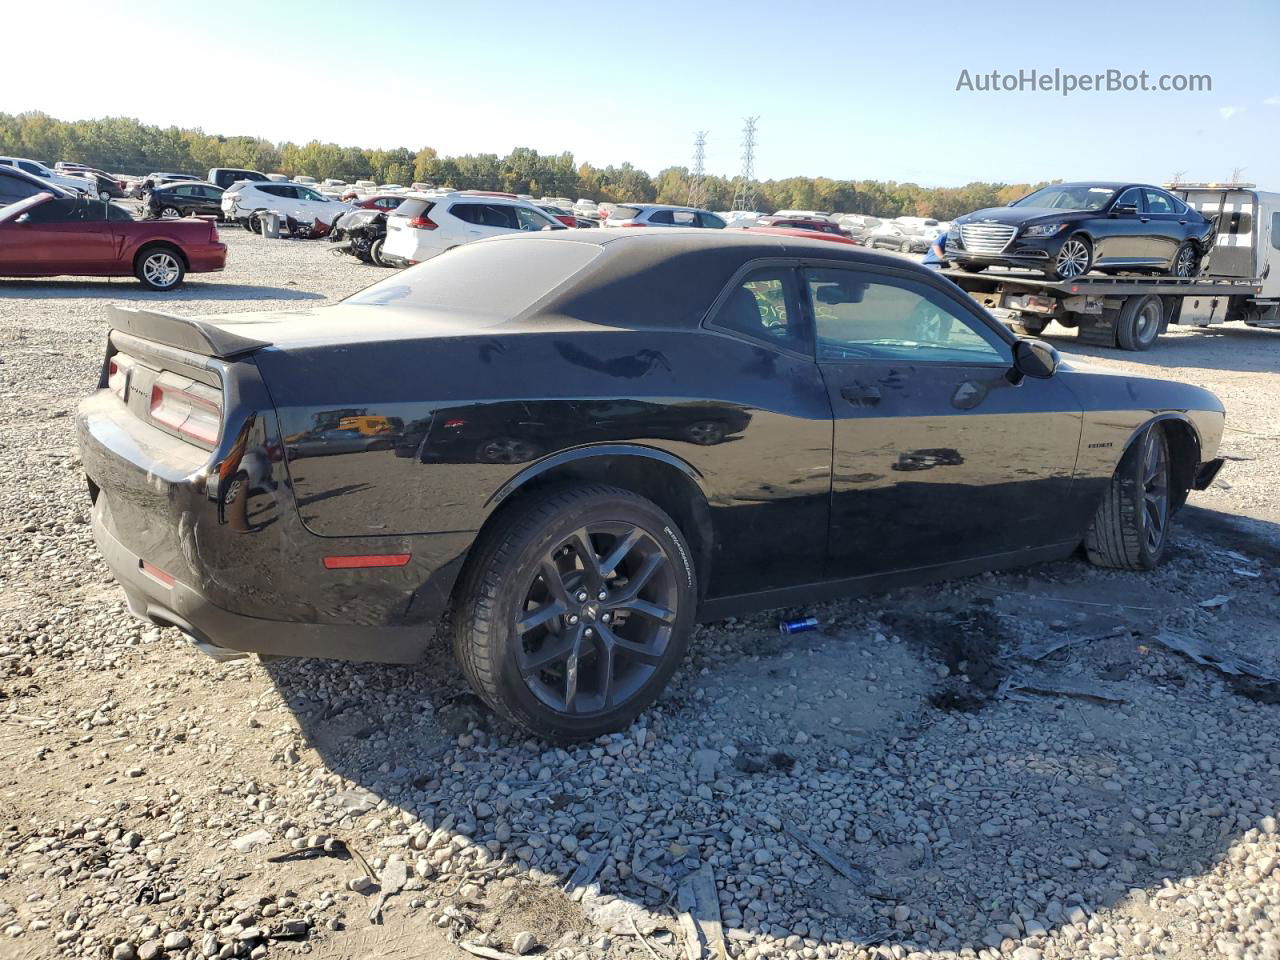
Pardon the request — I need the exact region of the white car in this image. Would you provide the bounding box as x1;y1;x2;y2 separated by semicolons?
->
221;181;351;228
381;192;565;266
0;157;93;195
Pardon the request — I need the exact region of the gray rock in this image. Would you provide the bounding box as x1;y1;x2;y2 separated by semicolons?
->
512;931;537;955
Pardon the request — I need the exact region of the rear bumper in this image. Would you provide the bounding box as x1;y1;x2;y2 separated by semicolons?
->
91;500;426;663
77;356;462;664
188;243;227;273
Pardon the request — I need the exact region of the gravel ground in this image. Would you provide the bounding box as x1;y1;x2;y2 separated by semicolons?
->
2;230;1279;960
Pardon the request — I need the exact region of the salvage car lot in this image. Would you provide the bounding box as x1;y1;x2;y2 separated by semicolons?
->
1;229;1278;960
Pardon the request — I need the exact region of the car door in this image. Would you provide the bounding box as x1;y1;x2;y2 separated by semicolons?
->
1095;187;1156;267
804;263;1083;579
0;196;115;274
1142;188;1190;267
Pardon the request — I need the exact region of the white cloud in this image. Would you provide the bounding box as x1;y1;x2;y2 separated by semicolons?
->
1219;105;1244;120
1265;96;1280;106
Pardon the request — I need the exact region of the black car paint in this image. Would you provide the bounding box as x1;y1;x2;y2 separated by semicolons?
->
76;231;1225;664
147;182;225;219
948;182;1215;273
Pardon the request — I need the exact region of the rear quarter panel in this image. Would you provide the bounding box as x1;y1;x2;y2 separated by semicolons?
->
117;221;226;272
256;326;835;596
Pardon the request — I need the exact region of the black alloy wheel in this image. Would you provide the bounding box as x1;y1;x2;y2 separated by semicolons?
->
452;484;697;741
512;521;679;716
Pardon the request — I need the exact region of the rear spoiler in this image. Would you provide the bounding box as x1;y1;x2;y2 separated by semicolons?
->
107;305;268;360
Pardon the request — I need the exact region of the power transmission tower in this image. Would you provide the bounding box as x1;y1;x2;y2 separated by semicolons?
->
1169;169;1187;186
731;116;758;212
687;131;708;209
1230;166;1246;183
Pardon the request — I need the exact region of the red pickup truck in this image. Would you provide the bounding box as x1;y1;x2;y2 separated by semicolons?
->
0;193;226;290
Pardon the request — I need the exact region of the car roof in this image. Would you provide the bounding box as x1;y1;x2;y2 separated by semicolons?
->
1049;181;1151;190
618;203;704;212
492;228;940;331
0;165;74;196
156;180;220;190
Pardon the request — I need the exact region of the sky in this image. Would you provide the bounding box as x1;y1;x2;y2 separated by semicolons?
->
8;0;1280;189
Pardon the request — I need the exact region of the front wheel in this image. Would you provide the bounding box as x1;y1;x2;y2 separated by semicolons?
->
1049;235;1093;280
134;247;185;290
370;237;388;266
451;484;697;742
1170;242;1201;278
160;206;181;219
1085;425;1172;570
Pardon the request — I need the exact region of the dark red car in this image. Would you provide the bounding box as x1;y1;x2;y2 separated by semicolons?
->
732;226;857;245
753;215;849;237
0;193;226;290
350;194;406;213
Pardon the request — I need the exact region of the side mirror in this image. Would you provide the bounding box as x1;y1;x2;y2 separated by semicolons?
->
1112;203;1138;216
1013;338;1059;380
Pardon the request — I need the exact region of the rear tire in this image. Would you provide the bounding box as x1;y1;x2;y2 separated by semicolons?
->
1116;294;1163;351
160;206;181;219
451;484;697;742
134;246;186;290
1084;425;1172;570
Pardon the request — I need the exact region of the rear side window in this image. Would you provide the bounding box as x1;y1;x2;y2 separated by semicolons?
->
347;238;603;315
611;205;643;220
449;202;483;225
710;267;807;352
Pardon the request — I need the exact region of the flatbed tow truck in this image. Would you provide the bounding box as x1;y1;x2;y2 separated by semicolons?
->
942;183;1280;350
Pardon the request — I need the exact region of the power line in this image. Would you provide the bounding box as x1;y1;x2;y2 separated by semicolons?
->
686;131;707;209
731;117;758;212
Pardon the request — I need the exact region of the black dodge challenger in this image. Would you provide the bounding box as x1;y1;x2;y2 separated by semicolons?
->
77;230;1225;740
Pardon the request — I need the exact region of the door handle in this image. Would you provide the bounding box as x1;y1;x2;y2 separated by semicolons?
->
1139;217;1150;223
1179;219;1188;225
840;384;881;406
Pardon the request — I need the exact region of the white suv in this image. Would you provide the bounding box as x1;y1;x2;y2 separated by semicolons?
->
382;192;565;266
0;157;93;195
221;181;351;228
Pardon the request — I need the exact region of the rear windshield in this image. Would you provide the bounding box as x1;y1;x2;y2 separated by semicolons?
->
347;238;602;315
391;198;433;218
610;206;643;219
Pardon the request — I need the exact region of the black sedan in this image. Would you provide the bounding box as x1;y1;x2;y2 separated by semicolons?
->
76;230;1225;741
146;181;225;219
947;182;1216;280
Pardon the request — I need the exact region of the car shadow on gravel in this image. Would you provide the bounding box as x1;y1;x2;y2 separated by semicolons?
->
261;518;1280;958
0;280;326;301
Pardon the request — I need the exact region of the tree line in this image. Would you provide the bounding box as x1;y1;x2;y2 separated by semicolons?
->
0;112;1046;220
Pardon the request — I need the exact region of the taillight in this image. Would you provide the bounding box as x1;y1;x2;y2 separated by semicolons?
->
149;380;222;446
619;221;646;227
107;353;133;401
407;215;438;230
